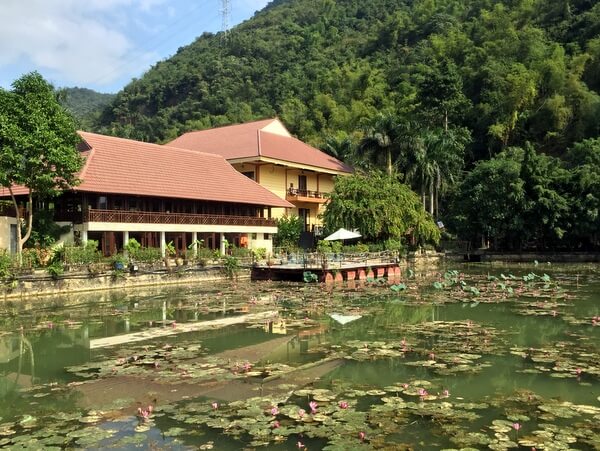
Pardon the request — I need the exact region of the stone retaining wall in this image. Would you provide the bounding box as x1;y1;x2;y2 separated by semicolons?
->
1;266;249;301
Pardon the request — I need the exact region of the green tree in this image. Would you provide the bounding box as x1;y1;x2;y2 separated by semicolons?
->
0;72;82;261
357;113;418;176
452;149;526;249
519;143;569;247
401;126;469;217
323;171;440;245
273;215;303;250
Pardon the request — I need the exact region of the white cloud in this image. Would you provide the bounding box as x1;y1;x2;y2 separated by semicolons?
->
0;0;167;86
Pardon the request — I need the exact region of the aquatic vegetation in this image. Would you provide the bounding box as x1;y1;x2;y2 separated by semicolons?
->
0;266;597;449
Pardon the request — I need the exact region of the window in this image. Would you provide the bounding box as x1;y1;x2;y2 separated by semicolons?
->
97;196;107;210
264;233;270;240
252;233;257;240
242;171;255;180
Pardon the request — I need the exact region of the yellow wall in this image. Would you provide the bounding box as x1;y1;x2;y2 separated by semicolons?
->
231;163;340;229
0;216;16;252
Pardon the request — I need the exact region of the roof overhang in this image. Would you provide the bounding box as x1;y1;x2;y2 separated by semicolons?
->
227;156;352;176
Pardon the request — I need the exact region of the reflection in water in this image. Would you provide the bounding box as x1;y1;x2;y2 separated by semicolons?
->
0;267;597;449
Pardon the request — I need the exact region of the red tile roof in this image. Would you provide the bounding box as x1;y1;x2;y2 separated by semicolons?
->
0;131;293;208
168;119;353;173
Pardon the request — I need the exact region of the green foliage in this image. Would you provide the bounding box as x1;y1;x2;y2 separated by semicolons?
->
0;250;13;279
0;72;83;259
165;241;176;257
63;240;102;266
58;87;115;129
46;261;64;280
342;243;370;253
93;0;600;158
124;238;141;255
451;141;597;250
252;247;267;260
324;172;440;245
28;209;71;248
274;215;303;250
131;247;162;263
221;255;240;280
229;246;252;258
303;271;319;283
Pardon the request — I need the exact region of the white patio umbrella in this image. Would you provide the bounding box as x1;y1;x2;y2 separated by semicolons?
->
323;228;362;241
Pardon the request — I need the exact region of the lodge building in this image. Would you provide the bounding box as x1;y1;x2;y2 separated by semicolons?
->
0;131;292;256
0;119;351;256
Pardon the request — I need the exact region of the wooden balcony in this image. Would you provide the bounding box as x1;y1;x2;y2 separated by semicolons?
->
85;209;276;227
286;189;327;204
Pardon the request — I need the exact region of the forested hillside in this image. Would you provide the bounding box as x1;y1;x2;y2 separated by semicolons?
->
95;0;600;250
59;87;115;130
96;0;599;152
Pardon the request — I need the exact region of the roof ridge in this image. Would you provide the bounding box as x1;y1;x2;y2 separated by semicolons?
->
80;130;227;160
179;118;277;136
76;134;95;182
257;130;262;156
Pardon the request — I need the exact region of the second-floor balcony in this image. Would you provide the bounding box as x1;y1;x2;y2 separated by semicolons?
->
76;209;277;227
286;188;327;204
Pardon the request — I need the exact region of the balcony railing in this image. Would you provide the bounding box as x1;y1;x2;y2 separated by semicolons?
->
286;188;327;203
85;209;276;227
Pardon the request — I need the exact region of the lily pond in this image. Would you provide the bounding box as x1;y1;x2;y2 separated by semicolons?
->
0;264;599;450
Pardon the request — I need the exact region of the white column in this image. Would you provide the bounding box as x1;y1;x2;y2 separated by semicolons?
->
123;231;129;255
160;231;166;257
191;231;198;257
220;233;226;256
81;229;88;243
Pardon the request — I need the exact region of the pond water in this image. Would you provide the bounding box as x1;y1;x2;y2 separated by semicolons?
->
0;263;598;450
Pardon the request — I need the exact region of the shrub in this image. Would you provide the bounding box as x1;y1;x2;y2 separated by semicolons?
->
47;261;64;280
230;246;252;258
252;247;267;260
222;255;240;279
131;246;162;263
383;238;403;252
63;240;102;266
0;250;13;279
274;215;303;250
317;240;332;253
124;238;141;256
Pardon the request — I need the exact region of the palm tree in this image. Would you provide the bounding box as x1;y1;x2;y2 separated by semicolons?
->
402;127;469;217
321;134;356;165
357;113;414;175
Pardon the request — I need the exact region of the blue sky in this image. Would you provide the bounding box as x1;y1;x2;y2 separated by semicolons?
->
0;0;271;93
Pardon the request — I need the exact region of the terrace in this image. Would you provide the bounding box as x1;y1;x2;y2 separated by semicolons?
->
285;188;327;204
84;209;276;227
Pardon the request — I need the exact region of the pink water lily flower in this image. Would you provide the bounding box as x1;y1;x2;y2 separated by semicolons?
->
270;406;279;416
297;441;305;449
298;408;306;418
309;401;318;414
338;401;349;409
418;388;428;398
211;402;219;410
272;420;280;429
359;431;366;441
512;422;521;431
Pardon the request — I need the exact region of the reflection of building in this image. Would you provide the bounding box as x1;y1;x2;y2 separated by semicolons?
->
0;131;292;255
169;119;352;234
0;335;21;364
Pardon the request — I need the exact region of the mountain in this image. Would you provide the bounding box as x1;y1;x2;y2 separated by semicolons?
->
94;0;600;159
59;87;115;129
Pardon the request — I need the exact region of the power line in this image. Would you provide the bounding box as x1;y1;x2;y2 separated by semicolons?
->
88;0;218;88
